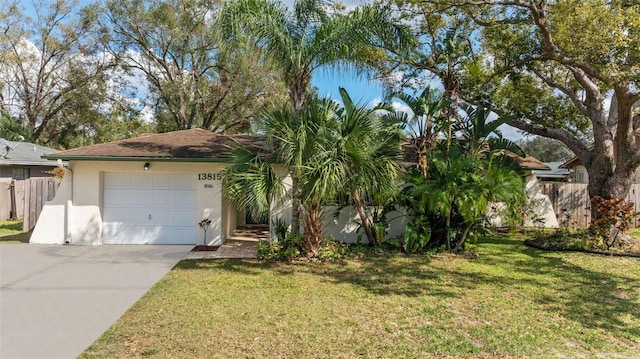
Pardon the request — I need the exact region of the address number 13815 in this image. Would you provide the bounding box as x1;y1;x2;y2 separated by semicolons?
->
198;173;223;180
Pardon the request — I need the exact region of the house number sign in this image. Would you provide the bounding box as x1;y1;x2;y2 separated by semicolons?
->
198;172;223;181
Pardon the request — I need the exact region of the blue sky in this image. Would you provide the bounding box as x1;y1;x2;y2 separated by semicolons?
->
312;69;385;106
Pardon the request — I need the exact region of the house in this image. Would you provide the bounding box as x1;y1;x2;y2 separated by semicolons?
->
561;157;640;184
0;137;59;179
534;161;573;182
30;129;279;246
31;129;560;246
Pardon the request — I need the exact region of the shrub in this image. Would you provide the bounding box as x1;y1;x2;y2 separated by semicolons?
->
317;239;349;260
590;196;638;250
257;231;301;260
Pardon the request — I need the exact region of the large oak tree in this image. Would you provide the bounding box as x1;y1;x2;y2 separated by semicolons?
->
393;0;640;205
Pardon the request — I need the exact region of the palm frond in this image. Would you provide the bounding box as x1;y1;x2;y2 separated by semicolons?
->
221;146;285;222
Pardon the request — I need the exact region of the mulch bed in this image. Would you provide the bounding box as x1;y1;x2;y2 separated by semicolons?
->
524;239;640;258
191;245;220;252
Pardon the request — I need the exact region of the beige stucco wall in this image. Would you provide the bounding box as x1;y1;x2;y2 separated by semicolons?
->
485;172;558;228
33;160;234;245
523;172;559;227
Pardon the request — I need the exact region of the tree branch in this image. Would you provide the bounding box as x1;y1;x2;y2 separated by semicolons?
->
531;68;589;117
507;118;591;166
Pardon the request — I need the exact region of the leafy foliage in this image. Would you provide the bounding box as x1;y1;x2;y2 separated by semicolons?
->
516;136;574;162
0;0;116;143
101;0;286;133
393;96;526;252
590;196;639;250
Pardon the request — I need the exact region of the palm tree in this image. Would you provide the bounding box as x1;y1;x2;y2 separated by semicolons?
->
456;104;525;159
222;96;339;256
417;145;525;252
331;88;403;246
220;0;413;235
223;89;405;255
391;88;450;179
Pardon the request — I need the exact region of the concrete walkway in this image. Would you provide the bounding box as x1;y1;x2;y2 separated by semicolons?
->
0;244;191;359
184;239;258;259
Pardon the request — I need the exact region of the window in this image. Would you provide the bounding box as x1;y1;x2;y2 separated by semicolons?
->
576;171;585;183
12;168;30;180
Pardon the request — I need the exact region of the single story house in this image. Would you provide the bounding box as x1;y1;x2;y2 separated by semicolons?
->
0;137;59;180
31;129;279;246
31;129;558;246
533;161;573;182
560;156;640;184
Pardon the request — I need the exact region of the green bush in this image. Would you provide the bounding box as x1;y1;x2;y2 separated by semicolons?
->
317;239;349;260
257;231;302;260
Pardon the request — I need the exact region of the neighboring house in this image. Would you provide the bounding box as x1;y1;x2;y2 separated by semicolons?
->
561;151;640;184
31;129;559;246
534;161;573;182
0;137;59;180
491;154;559;228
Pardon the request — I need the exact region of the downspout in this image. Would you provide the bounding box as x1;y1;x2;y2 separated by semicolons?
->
59;159;73;244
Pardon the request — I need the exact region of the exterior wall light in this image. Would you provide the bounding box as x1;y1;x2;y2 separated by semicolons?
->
144;162;150;171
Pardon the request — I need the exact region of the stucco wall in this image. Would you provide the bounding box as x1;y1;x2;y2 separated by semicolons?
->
33;160;233;245
322;206;408;244
30;172;71;244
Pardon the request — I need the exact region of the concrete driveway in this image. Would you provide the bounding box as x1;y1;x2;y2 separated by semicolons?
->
0;244;191;359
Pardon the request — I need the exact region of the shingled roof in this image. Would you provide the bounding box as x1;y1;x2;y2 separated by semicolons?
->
1;138;59;166
44;128;549;170
43;128;274;162
401;140;549;170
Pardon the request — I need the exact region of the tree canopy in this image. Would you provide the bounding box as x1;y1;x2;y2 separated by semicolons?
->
390;0;640;202
0;0;116;144
100;0;287;133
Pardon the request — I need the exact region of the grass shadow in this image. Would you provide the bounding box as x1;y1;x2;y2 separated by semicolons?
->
0;231;30;243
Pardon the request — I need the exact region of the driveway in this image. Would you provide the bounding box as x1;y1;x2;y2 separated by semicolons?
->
0;244;191;359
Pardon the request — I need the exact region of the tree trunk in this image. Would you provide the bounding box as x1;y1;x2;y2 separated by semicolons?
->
302;198;323;257
453;222;473;253
352;189;377;246
291;176;301;238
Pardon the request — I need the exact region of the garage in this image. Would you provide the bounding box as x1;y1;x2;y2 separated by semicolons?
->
102;172;197;244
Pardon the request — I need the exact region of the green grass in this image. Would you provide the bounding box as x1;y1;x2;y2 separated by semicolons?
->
0;221;30;243
81;235;640;358
628;228;640;239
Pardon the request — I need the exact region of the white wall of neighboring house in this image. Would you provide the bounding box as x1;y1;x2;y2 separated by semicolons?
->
572;165;588;183
486;171;559;228
571;164;640;184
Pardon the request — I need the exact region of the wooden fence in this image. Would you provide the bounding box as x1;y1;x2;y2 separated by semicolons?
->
0;178;60;231
539;182;640;228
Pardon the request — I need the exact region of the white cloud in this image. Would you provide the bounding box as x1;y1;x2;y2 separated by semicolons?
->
497;124;525;141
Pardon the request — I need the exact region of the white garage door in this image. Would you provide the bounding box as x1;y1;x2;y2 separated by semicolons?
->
103;173;197;244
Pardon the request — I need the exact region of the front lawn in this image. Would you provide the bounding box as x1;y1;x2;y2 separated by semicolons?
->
0;221;29;243
81;235;640;358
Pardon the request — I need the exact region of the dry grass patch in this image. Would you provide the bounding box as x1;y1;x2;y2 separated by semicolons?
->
81;235;640;358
